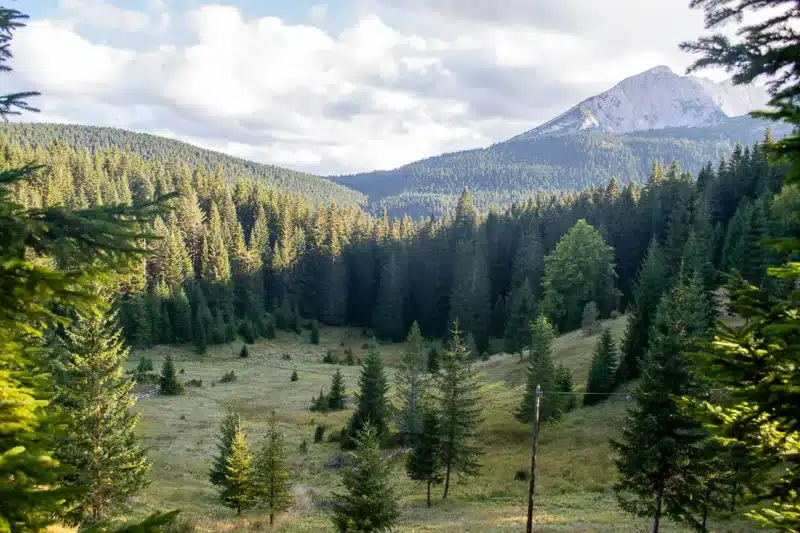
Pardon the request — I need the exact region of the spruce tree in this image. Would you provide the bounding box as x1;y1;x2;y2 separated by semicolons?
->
53;307;150;523
220;423;255;515
405;407;444;507
503;278;537;360
210;410;241;487
253;412;293;525
331;424;399;533
328;369;346;411
611;273;712;533
396;321;429;444
618;239;669;383
516;316;561;424
343;346;389;449
435;320;483;499
585;327;618;406
159;354;183;396
427;346;440;373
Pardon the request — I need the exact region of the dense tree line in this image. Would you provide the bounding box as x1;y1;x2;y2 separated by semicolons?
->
0;123;365;205
0;128;788;357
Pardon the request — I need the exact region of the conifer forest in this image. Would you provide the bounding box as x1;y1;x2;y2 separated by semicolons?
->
2;1;799;533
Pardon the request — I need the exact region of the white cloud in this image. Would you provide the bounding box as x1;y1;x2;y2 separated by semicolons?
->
7;1;742;175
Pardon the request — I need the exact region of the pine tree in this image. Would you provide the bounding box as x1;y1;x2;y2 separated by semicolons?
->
396;321;429;444
159;355;183;396
555;364;576;413
253;412;293;525
618;239;669;383
435;320;483;499
611;273;712;533
53;306;150;523
328;369;346;411
503;277;537;360
405;408;444;507
239;344;249;358
516;316;561;424
201;201;231;283
585;328;618;406
343;346;389;449
210;410;241;488
220;423;255;515
331;424;399;533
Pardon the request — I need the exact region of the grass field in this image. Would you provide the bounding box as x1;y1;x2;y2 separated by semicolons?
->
57;315;757;532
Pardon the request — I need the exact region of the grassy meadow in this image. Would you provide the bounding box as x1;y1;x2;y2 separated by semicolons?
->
53;315;757;532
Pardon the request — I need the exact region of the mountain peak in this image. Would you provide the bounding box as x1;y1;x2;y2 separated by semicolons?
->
512;65;768;141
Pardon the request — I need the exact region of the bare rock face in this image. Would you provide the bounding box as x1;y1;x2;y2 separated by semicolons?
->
512;65;769;141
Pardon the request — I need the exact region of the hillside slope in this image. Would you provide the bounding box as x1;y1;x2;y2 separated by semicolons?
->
0;122;366;205
337;115;789;217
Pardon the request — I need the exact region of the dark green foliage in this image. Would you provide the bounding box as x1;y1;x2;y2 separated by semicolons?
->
290;370;299;382
209;410;241;488
503;278;537;359
328;369;346;411
611;273;713;532
580;301;599;335
435;321;483;499
310;389;329;413
263;313;276;339
314;425;326;443
253;412;293;525
331;424;400;533
555;364;576;413
159;355;183;396
298;440;308;455
53;307;150;523
310;319;320;345
427;346;440;373
322;349;339;364
239;344;249;358
516;316;562;424
618;239;669;383
343;346;389;449
396;321;429;444
185;379;203;388
135;355;156;384
219;370;237;384
405;408;444;507
585;328;618;406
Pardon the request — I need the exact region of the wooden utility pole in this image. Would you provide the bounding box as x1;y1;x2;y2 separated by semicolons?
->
526;384;542;533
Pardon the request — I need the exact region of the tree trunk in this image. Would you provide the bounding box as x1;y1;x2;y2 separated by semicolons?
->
269;511;274;525
426;479;432;507
443;461;452;499
651;484;663;533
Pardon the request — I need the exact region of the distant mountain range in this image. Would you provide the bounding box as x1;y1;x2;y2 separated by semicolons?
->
333;66;788;216
0;66;789;217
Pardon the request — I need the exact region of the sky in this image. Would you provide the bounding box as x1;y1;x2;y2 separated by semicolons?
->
8;0;732;176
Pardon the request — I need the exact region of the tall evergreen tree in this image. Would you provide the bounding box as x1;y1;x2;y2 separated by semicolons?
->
219;422;255;515
210;410;241;487
516;316;561;424
253;412;293;525
331;424;399;533
611;273;713;533
396;321;429;444
585;327;618;406
434;321;483;499
618;239;669;383
343;346;390;449
53;306;150;523
405;407;444;507
328;369;346;411
503;277;537;360
158;355;182;396
201;201;231;283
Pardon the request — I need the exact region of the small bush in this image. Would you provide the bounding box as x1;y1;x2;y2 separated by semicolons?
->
610;310;621;319
241;320;256;344
290;370;299;382
165;516;199;533
185;379;203;388
480;351;490;361
344;348;355;365
282;352;292;361
219;370;237;384
178;368;185;375
361;342;372;350
314;424;326;443
179;414;186;420
310;390;329;412
340;341;345;347
239;344;249;358
322;349;339;365
299;439;308;455
515;469;529;482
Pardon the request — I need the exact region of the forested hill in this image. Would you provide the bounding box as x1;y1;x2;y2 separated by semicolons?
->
334;115;790;217
0;122;366;206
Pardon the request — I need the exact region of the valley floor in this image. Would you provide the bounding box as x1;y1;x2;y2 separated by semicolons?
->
59;316;756;532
